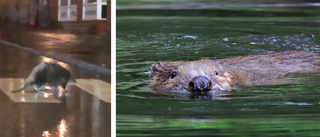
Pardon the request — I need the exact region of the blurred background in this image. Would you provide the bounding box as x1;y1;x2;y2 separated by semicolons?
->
0;0;111;137
117;0;320;137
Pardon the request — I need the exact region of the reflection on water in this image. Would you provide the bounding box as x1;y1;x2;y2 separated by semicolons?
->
43;92;50;98
34;32;78;47
117;17;320;136
118;113;320;136
0;87;110;137
42;118;68;137
0;25;111;69
58;119;68;137
42;131;51;137
35;33;78;42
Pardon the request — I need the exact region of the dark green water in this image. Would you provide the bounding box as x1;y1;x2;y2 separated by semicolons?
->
117;16;320;136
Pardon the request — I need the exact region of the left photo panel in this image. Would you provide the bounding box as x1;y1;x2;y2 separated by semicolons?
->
0;0;111;136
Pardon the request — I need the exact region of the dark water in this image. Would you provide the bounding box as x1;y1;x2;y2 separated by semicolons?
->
117;17;320;136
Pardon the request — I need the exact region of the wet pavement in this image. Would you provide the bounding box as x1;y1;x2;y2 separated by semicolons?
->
0;23;111;70
0;25;111;137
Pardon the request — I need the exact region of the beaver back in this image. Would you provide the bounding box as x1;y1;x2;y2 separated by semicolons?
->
150;51;320;93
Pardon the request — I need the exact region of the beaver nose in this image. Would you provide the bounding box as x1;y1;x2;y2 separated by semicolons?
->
189;76;212;92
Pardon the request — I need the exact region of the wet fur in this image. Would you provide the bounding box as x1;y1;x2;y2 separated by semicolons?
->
150;51;320;93
11;62;76;93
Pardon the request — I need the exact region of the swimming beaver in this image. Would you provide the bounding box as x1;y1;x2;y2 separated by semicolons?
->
150;51;320;94
11;62;76;93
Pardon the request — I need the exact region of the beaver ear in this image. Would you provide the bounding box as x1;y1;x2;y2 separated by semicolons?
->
149;63;162;79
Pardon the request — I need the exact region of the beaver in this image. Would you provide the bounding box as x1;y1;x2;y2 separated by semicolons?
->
11;62;76;93
149;51;320;95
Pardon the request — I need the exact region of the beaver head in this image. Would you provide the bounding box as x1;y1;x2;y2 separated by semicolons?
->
149;59;237;93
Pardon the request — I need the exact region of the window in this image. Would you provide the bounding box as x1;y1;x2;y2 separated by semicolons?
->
83;0;107;20
86;0;97;3
61;0;68;6
70;0;76;5
58;0;77;21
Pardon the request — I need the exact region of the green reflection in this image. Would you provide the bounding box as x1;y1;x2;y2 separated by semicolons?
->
118;115;320;136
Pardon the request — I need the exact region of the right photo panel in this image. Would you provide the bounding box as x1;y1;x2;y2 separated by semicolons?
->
116;1;320;136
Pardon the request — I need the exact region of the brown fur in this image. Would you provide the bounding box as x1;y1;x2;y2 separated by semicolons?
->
150;51;320;93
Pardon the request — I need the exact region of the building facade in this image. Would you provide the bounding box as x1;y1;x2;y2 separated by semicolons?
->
50;0;110;34
0;0;110;35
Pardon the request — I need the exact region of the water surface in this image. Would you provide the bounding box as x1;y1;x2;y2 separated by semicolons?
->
117;16;320;136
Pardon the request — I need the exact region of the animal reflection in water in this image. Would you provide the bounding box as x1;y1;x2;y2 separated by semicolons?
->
150;51;320;100
11;62;76;99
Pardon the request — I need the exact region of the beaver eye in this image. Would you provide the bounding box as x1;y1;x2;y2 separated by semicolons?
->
214;71;218;76
170;71;177;79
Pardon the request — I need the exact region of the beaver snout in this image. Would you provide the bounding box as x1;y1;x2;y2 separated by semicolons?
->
189;76;212;92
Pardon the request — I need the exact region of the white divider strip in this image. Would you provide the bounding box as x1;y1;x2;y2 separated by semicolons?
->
75;79;111;103
0;78;111;103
